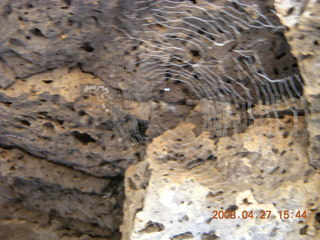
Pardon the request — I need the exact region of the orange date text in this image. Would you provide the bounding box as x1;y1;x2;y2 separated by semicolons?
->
212;210;308;220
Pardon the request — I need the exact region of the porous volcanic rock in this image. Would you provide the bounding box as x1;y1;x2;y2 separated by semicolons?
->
0;0;319;240
274;0;320;169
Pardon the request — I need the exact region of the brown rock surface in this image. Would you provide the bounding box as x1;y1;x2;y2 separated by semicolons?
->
122;118;320;239
0;69;125;239
0;0;319;239
274;0;320;169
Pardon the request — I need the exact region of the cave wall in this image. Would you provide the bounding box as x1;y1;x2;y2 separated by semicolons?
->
0;1;130;239
274;0;320;169
0;0;319;240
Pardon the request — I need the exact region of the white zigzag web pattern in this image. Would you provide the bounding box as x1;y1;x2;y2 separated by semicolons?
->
95;0;311;179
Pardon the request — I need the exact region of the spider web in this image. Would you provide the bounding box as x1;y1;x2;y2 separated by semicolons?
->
88;0;310;178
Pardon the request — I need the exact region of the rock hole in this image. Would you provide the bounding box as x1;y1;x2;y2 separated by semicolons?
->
71;131;96;145
9;38;25;47
128;178;137;190
179;215;189;222
186;158;204;170
315;212;320;223
80;42;94;52
282;131;289;138
286;7;294;16
43;80;53;84
139;221;164;233
206;154;217;161
226;205;238;211
197;28;205;35
10;165;16;170
43;122;54;129
201;230;220;240
156;24;165;30
171;232;193;240
242;198;252;205
63;0;72;5
66;19;74;27
190;49;200;57
2;101;12;106
299;225;308;235
78;110;86;116
19;119;31;126
56;119;64;125
30;28;45;37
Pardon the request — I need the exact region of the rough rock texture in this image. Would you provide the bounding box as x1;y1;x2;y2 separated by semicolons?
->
274;0;320;169
0;0;303;143
120;0;320;239
0;68;125;239
122;119;320;240
0;67;138;177
0;0;319;239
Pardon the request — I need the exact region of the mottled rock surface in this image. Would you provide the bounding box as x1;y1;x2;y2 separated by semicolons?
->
0;0;319;240
0;68;125;239
121;0;320;239
122;119;320;240
274;0;320;169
